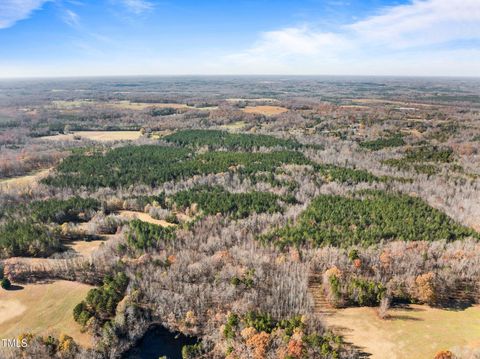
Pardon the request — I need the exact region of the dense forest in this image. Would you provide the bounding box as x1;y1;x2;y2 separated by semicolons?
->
163;129;301;149
261;190;478;248
0;220;61;258
170;185;289;219
0;197;101;257
42;146;313;189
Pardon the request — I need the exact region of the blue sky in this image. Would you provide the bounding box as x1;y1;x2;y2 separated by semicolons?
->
0;0;479;77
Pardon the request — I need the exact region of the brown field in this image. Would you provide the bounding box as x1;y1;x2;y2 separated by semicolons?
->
41;130;142;142
118;210;176;227
324;304;480;359
242;105;289;116
0;281;93;349
0;169;50;191
66;238;110;257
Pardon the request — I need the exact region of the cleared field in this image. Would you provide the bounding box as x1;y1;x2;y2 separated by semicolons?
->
51;100;95;109
118;210;175;227
324;304;480;359
0;280;93;348
50;100;214;111
66;237;111;257
226;98;278;103
340;105;370;109
220;121;246;131
242;105;288;116
41;130;142;142
350;98;436;108
107;101;188;110
0;169;50;191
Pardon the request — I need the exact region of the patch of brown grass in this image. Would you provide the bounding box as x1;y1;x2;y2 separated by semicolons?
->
0;281;93;349
41;131;142;142
0;169;50;191
324;304;480;359
242;106;288;116
118;210;176;227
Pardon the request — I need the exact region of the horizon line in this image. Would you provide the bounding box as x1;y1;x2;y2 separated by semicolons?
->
1;73;480;81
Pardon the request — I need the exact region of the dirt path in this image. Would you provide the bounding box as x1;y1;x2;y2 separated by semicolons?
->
308;274;335;315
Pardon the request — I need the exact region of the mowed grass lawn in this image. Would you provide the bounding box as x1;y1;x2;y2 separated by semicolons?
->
0;281;93;348
325;304;480;359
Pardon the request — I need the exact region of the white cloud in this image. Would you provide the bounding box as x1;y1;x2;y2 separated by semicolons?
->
122;0;154;14
0;0;51;29
62;9;80;27
225;0;480;75
350;0;480;49
250;26;348;56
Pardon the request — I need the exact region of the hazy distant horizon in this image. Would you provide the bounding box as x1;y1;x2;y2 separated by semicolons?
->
1;74;480;81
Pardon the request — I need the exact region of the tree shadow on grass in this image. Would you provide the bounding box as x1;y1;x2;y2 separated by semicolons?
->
388;314;423;321
7;284;24;291
435;301;474;311
391;303;426;312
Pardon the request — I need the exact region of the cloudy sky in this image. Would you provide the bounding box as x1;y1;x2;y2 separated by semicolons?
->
0;0;479;77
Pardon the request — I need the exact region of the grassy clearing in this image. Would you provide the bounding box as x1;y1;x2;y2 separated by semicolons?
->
226;98;279;103
220;121;246;131
118;210;175;227
0;169;50;191
51;100;183;110
41;131;142;142
242;105;288;116
66;238;110;257
51;100;95;109
350;99;436;108
0;280;93;348
324;304;480;359
107;101;188;110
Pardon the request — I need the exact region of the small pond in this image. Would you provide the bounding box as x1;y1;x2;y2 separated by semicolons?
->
124;325;198;359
